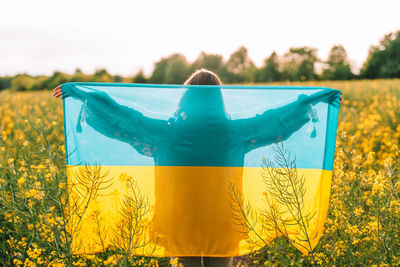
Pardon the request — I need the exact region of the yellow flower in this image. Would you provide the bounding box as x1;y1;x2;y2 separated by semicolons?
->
13;259;23;267
384;157;393;167
27;244;42;259
36;164;46;170
366;151;375;165
169;257;179;265
17;177;26;186
58;182;66;189
25;188;44;200
354;207;364;216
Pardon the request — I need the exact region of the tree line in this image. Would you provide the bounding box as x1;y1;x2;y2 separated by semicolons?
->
1;30;399;91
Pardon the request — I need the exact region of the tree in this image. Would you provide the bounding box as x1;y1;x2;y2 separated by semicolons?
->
256;51;281;82
113;75;123;83
191;52;224;72
149;54;190;84
71;68;90;82
164;54;190;84
0;76;11;90
361;31;400;78
226;46;256;83
132;70;148;83
281;47;319;81
190;51;230;82
91;69;113;82
42;71;70;90
31;76;48;90
322;45;353;80
149;58;168;84
10;74;36;91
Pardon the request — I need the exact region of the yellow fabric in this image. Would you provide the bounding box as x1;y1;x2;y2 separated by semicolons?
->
67;165;332;256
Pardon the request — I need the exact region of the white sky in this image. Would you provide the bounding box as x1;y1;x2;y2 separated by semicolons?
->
0;0;399;76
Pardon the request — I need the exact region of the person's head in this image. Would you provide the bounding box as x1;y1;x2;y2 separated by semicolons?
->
184;69;222;85
176;69;227;120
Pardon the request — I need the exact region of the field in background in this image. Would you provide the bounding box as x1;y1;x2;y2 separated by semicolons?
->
1;79;400;266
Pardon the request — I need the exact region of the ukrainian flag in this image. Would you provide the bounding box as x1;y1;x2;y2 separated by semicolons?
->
62;83;340;257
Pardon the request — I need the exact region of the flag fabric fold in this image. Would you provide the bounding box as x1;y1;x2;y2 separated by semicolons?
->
62;82;340;256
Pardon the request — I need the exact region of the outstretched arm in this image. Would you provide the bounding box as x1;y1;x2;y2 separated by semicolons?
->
54;84;168;157
231;90;340;153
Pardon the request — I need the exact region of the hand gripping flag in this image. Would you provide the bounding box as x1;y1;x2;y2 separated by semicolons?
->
62;83;340;257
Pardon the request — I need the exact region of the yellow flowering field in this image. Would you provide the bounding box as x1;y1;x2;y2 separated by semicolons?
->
1;79;400;266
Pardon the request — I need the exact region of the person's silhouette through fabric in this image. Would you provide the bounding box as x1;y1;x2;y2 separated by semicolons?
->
62;69;337;267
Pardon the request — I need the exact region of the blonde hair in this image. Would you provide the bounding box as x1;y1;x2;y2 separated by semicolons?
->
184;69;222;85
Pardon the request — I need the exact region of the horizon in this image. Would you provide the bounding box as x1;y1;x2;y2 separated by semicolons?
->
1;0;399;77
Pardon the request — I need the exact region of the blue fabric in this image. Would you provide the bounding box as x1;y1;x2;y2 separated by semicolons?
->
62;83;340;170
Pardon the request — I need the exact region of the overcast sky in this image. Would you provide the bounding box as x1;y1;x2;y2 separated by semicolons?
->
1;0;399;76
